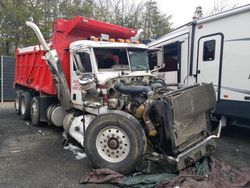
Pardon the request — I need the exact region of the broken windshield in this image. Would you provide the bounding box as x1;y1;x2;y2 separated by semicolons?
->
94;48;149;72
128;49;149;71
94;48;129;71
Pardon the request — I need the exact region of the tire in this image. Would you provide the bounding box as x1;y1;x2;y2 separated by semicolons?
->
20;92;32;120
84;110;147;174
30;96;40;126
14;90;23;114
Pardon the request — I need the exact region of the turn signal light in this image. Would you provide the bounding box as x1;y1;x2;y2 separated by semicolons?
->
125;39;131;43
117;38;125;43
90;36;99;41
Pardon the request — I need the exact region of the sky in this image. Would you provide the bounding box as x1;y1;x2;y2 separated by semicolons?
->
154;0;250;28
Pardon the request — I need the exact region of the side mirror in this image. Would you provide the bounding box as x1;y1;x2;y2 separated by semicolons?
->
151;63;165;73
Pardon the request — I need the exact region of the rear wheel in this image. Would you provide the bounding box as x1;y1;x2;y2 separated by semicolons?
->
30;96;40;126
20;92;32;120
84;111;147;174
14;90;22;114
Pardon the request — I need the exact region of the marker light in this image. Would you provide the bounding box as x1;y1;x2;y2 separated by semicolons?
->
90;36;99;41
117;38;125;43
125;39;131;43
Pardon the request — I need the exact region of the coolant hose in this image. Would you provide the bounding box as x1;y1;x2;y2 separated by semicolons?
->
143;99;157;137
114;82;152;95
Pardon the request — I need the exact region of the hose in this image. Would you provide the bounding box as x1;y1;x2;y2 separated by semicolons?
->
143;99;157;137
114;82;152;95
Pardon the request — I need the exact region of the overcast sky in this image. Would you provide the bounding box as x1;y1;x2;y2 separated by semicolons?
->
154;0;250;28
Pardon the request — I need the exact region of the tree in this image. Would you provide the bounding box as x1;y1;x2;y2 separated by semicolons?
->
142;0;172;39
207;0;239;15
0;0;172;55
0;0;30;55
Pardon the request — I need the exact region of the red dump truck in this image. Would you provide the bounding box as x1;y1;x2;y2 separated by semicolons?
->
14;16;221;173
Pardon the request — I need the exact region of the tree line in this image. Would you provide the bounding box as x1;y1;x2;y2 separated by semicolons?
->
0;0;172;56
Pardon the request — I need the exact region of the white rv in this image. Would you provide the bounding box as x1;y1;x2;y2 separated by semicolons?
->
148;4;250;121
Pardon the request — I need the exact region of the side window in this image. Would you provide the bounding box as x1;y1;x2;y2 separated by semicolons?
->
74;52;92;73
203;40;216;61
148;51;157;70
73;56;77;71
79;52;92;72
159;43;179;72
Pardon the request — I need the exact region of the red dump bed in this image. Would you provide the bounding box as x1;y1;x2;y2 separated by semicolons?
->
14;16;137;95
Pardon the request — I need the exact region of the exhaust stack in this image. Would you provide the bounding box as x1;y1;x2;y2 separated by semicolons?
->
26;21;72;110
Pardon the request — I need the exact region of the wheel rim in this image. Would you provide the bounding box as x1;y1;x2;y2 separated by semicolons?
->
96;126;130;163
31;102;37;118
21;99;25;115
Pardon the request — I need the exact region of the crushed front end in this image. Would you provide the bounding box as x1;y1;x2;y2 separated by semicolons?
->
145;83;220;170
113;78;220;171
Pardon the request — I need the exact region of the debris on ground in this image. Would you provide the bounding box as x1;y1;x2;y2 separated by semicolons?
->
75;152;87;160
10;150;21;153
24;121;30;126
64;143;86;160
80;157;250;188
38;130;46;135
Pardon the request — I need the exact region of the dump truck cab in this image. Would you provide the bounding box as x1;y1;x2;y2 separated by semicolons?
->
69;39;154;109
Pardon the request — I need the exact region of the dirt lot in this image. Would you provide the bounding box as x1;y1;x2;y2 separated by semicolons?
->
1;102;250;187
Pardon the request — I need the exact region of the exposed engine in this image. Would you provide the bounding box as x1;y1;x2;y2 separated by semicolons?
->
106;76;167;111
105;76;216;158
104;76;168;149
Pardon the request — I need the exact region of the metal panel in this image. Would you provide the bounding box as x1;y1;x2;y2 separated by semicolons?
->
0;56;15;102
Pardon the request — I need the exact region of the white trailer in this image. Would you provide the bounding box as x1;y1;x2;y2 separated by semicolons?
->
148;4;250;121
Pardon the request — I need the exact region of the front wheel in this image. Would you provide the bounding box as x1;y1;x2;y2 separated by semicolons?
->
84;111;147;174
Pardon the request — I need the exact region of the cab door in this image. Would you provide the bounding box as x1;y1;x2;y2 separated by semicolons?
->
70;50;93;106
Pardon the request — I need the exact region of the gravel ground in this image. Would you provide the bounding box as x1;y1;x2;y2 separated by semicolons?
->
0;102;116;188
0;102;250;187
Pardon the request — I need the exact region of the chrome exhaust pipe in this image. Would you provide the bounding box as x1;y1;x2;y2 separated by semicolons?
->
25;21;73;110
25;21;50;51
135;28;143;40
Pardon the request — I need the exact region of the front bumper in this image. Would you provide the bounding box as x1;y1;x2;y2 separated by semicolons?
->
144;121;222;172
166;121;222;170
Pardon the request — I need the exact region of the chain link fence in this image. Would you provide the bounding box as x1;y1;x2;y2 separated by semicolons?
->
0;56;15;102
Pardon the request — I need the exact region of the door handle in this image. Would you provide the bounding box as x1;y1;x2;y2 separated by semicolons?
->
197;70;201;74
